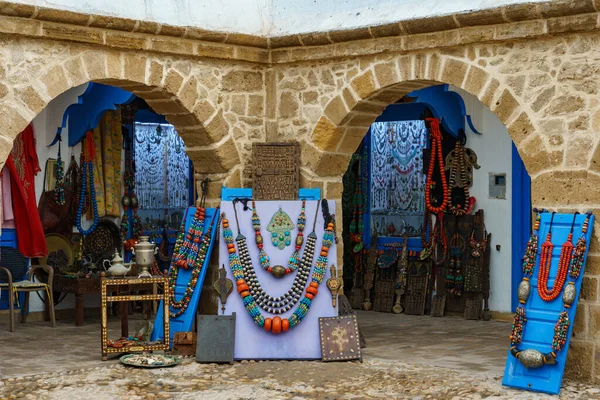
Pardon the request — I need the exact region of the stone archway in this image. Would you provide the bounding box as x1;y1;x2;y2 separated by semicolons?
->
0;44;244;202
304;53;551;181
294;48;600;382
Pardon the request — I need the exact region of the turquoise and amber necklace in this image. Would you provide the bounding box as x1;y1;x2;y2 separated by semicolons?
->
230;200;318;313
252;199;306;278
222;201;334;333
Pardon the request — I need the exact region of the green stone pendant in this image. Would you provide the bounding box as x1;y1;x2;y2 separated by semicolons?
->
267;207;295;250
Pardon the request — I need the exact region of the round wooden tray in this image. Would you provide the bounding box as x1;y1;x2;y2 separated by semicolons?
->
119;354;180;368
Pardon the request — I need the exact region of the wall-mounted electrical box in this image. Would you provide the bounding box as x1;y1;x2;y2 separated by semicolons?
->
489;173;506;199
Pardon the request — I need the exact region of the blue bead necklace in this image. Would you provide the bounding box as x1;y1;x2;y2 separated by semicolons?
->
75;134;99;236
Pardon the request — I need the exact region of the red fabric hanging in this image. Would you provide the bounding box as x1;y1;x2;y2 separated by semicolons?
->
6;124;48;258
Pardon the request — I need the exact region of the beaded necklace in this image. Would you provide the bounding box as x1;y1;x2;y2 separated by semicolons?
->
252;199;306;278
75;132;99;236
510;212;591;369
420;209;432;249
349;174;364;254
168;207;216;318
469;227;488;258
537;213;573;302
54;140;65;206
424;118;449;215
230;201;319;314
222;201;334;334
120;146;134;239
76;150;89;215
173;207;206;270
446;141;476;216
446;230;464;296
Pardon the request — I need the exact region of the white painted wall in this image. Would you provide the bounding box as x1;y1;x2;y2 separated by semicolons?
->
6;0;549;36
271;0;548;36
450;85;514;313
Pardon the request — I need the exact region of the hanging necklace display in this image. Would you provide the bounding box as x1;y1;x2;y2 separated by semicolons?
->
252;199;306;278
469;225;489;258
424;118;449;215
120;132;138;240
445;140;479;216
464;218;488;293
266;207;295;250
392;232;409;314
538;213;573;302
222;201;335;334
446;228;464;296
229;200;319;314
125;144;142;239
510;212;591;368
422;118;449;264
172;207;206;270
349;158;365;254
168;207;217;318
54;138;65;206
75;132;99;236
77;150;89;215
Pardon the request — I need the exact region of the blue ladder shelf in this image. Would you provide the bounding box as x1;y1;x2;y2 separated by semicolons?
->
502;212;594;395
151;206;220;345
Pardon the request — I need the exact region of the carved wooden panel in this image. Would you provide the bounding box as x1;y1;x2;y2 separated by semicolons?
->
373;280;395;313
431;294;446;317
319;315;362;362
252;142;300;200
464;294;483;320
405;261;430;316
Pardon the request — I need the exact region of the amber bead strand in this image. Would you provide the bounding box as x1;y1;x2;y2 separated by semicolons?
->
424;118;449;215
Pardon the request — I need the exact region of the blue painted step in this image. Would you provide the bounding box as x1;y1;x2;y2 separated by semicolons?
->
151;206;220;345
220;187;321;201
502;212;594;395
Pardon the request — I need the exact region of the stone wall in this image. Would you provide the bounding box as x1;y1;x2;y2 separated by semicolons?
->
0;37;264;197
1;0;600;383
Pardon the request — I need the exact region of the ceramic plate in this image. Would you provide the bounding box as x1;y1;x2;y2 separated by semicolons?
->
119;354;180;368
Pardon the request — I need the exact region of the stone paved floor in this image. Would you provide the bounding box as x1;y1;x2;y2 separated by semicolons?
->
1;310;598;399
357;311;509;376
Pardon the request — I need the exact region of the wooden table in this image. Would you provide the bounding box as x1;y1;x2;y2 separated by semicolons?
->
53;276;101;326
101;275;170;360
53;275;159;326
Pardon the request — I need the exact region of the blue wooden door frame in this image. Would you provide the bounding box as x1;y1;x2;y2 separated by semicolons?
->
512;144;532;311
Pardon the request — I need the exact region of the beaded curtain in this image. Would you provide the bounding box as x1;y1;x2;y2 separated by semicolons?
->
134;123;189;211
370;121;427;234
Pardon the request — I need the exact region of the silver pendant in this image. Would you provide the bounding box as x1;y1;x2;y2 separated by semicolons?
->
518;278;531;304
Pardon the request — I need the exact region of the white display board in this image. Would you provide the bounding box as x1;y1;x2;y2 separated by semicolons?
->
219;200;337;359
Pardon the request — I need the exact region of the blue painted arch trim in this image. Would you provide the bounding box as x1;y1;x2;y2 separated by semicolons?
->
50;83;135;147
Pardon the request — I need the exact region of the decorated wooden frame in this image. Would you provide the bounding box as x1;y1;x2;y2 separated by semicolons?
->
101;276;170;360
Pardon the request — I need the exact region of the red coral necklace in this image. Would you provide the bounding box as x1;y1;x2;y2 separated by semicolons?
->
537;212;573;302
